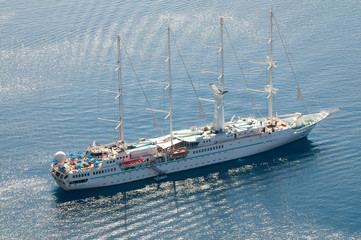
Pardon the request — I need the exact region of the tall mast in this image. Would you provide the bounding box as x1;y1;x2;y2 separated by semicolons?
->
117;34;124;142
220;16;225;126
209;16;227;132
220;16;224;92
168;25;173;146
268;9;274;124
247;10;277;123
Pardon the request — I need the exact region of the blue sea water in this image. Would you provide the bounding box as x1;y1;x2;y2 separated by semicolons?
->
1;0;361;239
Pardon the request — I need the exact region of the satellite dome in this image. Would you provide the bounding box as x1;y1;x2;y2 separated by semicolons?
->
54;151;66;163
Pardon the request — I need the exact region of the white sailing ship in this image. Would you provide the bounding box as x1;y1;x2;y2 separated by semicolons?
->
50;10;338;190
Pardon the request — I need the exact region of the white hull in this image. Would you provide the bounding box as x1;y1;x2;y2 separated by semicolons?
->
52;124;315;190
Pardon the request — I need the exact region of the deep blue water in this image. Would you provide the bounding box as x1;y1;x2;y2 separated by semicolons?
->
1;0;361;239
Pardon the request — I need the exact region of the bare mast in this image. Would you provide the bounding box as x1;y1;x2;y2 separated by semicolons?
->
210;16;227;132
167;25;173;147
220;16;225;127
117;34;124;142
267;9;277;125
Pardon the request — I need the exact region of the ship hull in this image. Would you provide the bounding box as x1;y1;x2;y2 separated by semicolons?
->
54;124;315;190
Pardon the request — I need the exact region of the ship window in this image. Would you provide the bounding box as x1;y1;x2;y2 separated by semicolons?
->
102;170;104;173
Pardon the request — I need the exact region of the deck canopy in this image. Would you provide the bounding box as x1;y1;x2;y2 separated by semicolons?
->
155;139;182;149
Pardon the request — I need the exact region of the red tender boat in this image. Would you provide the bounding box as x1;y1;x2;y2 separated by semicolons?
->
170;147;188;159
121;158;145;167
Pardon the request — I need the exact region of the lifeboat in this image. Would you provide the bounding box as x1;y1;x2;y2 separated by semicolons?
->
121;158;145;168
170;147;188;159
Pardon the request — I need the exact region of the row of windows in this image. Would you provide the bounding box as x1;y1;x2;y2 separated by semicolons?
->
93;167;116;175
69;179;88;185
73;173;90;179
106;160;115;164
193;145;224;154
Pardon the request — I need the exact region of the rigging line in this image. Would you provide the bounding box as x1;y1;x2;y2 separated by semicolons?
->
273;14;311;114
279;31;321;112
170;29;210;122
119;38;165;138
249;32;259;118
318;124;361;134
223;23;263;118
97;81;100;140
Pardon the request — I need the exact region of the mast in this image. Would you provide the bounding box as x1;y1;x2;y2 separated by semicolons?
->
220;17;224;92
210;16;227;132
117;34;124;142
168;25;173;146
146;26;173;147
220;16;225;128
247;10;277;122
268;9;274;124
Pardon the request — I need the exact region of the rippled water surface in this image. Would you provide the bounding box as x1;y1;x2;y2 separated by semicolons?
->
1;0;361;239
